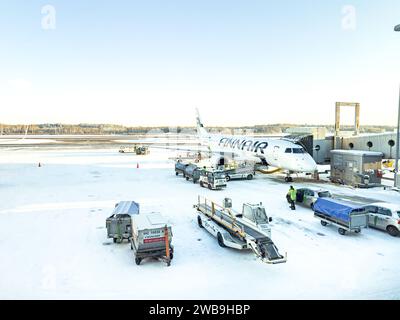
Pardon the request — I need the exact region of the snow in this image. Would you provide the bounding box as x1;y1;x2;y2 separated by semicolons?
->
0;147;399;299
0;138;57;145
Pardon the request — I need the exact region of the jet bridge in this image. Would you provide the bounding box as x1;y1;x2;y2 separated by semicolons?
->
194;196;287;264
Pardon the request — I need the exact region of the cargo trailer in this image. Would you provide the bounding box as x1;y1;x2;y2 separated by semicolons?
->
130;213;174;266
106;201;140;243
313;198;368;235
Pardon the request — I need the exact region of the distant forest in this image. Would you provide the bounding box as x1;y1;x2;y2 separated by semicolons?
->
0;123;395;135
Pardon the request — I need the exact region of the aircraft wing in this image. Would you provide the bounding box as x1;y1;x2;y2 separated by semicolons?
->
148;144;263;162
148;144;212;153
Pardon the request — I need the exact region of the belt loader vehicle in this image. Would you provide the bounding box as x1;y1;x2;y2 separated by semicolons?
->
313;198;368;235
130;213;174;266
194;196;286;264
199;169;227;190
106;201;139;243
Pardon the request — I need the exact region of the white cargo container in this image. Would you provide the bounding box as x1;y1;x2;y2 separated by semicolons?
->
130;213;174;266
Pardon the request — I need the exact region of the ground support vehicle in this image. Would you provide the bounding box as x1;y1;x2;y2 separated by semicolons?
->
194;196;286;264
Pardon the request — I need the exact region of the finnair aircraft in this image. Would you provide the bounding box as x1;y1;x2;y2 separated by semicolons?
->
194;109;317;182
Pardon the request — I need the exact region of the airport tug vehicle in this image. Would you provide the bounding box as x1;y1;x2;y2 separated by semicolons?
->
199;169;227;190
194;196;287;264
130;213;174;266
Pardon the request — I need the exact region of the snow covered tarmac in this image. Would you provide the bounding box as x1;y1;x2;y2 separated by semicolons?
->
0;147;399;299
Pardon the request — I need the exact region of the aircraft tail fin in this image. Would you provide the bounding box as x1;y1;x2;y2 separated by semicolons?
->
196;108;208;138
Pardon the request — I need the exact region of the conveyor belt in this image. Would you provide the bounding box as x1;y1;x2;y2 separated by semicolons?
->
198;204;267;240
197;201;286;264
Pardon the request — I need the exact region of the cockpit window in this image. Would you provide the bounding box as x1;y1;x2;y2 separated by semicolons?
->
285;148;292;153
293;148;305;154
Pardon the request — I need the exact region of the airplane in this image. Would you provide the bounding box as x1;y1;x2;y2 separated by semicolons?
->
193;109;318;182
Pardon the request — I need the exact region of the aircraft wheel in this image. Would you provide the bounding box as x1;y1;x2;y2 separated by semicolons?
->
186;176;189;181
226;175;231;182
135;257;142;265
247;174;253;180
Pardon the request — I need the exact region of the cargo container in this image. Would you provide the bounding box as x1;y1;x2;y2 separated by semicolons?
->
130;213;174;266
106;201;140;243
330;150;383;187
184;163;201;183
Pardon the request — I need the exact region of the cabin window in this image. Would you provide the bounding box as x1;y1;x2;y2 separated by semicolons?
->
377;207;391;217
293;148;305;154
285;148;292;153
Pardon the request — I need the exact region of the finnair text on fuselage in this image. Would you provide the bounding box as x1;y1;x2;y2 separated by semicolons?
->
217;137;269;154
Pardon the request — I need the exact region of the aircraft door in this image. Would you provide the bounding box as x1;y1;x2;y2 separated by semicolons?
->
273;146;280;162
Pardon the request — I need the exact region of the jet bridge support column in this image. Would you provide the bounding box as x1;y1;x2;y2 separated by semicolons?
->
334;102;360;149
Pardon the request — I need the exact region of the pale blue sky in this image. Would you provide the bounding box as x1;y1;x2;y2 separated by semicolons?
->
1;1;400;126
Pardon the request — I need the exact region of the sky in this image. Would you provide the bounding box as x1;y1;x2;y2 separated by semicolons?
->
0;0;400;127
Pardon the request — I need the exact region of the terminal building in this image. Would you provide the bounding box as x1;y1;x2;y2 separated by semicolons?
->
286;102;397;164
286;128;396;164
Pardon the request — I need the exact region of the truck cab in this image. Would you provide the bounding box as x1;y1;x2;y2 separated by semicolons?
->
199;169;227;190
240;203;272;236
135;145;149;155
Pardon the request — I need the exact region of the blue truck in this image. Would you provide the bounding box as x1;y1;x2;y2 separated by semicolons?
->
313;198;368;235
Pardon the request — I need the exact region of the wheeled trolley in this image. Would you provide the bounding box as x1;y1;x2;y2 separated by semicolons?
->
131;238;174;266
130;213;174;266
313;198;368;235
106;201;139;243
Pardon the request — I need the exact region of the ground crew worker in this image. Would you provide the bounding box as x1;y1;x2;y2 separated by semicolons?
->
287;186;296;210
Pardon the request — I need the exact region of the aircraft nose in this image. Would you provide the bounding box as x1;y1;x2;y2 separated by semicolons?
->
297;159;317;172
304;161;318;172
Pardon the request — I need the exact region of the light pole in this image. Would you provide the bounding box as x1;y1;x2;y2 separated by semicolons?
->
394;25;400;187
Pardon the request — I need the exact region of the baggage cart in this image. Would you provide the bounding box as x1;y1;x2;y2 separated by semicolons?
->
106;201;139;243
313;198;368;235
130;213;174;266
